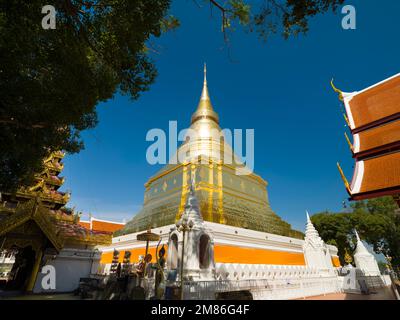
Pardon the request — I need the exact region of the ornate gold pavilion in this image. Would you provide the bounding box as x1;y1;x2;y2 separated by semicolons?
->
120;66;302;239
0;152;111;292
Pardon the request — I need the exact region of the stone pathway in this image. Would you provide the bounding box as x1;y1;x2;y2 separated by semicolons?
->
300;287;396;300
0;292;81;300
1;287;397;300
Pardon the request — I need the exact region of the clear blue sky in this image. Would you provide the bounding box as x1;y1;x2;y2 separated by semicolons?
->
62;0;400;232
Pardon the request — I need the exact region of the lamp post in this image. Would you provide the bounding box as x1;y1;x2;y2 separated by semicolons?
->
136;230;160;280
176;214;194;300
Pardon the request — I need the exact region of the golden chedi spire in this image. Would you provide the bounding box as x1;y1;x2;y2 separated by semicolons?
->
191;63;220;125
120;63;303;239
184;64;225;162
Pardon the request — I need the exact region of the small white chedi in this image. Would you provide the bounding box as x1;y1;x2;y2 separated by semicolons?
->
353;229;381;276
303;211;335;272
167;179;216;281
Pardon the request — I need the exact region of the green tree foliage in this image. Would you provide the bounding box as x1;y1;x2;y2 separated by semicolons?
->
312;197;400;267
213;0;345;40
311;211;354;265
0;0;345;191
0;0;171;191
351;197;400;267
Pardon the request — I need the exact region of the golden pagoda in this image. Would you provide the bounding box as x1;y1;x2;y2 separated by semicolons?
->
1;151;70;209
121;65;302;239
0;151;111;292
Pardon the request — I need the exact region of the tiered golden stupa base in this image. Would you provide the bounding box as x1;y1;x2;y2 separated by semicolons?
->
121;157;302;239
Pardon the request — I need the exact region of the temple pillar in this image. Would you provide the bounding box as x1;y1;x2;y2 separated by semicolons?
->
26;248;43;292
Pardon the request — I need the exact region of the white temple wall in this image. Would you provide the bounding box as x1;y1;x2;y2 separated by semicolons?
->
182;263;341;300
215;263;333;281
33;247;101;293
99;222;340;277
97;221;348;300
100;223;339;265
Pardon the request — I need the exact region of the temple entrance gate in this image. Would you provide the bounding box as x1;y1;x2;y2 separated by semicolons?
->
2;245;36;291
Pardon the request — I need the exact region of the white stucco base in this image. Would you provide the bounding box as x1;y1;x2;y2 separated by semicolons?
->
98;221;344;300
33;247;101;293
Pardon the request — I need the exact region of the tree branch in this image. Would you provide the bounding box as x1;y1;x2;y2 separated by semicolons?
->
0;119;47;129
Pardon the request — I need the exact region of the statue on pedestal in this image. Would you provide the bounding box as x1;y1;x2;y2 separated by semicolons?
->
155;245;166;299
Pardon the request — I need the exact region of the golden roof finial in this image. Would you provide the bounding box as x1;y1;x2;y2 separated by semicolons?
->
344;132;354;152
337;162;351;194
331;78;344;101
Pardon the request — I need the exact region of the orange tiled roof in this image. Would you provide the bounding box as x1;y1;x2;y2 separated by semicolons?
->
0;202;112;251
78;220;90;229
53;218;112;246
350;151;400;199
78;217;125;233
355;120;400;156
48;211;112;246
345;74;400;131
91;219;125;233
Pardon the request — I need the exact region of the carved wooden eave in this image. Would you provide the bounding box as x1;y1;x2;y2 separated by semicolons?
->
0;201;112;251
0;200;64;252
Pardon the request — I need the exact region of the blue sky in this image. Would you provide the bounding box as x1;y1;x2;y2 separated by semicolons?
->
62;0;400;232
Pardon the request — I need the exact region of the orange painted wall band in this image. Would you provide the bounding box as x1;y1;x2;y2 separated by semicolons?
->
101;244;306;266
101;245;341;267
214;244;306;265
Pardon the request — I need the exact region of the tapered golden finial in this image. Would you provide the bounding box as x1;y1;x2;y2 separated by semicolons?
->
337;162;351;194
344;132;354;152
191;63;220;124
331;78;344;101
204;62;207;85
200;62;210;101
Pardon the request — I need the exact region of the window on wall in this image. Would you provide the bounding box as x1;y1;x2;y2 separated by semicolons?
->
199;234;210;269
170;234;178;270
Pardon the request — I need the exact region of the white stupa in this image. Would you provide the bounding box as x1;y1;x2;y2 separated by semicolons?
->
303;211;334;272
168;178;216;281
353;229;381;276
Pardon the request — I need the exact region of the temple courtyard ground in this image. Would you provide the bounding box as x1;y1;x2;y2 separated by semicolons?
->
300;287;396;300
0;287;396;300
